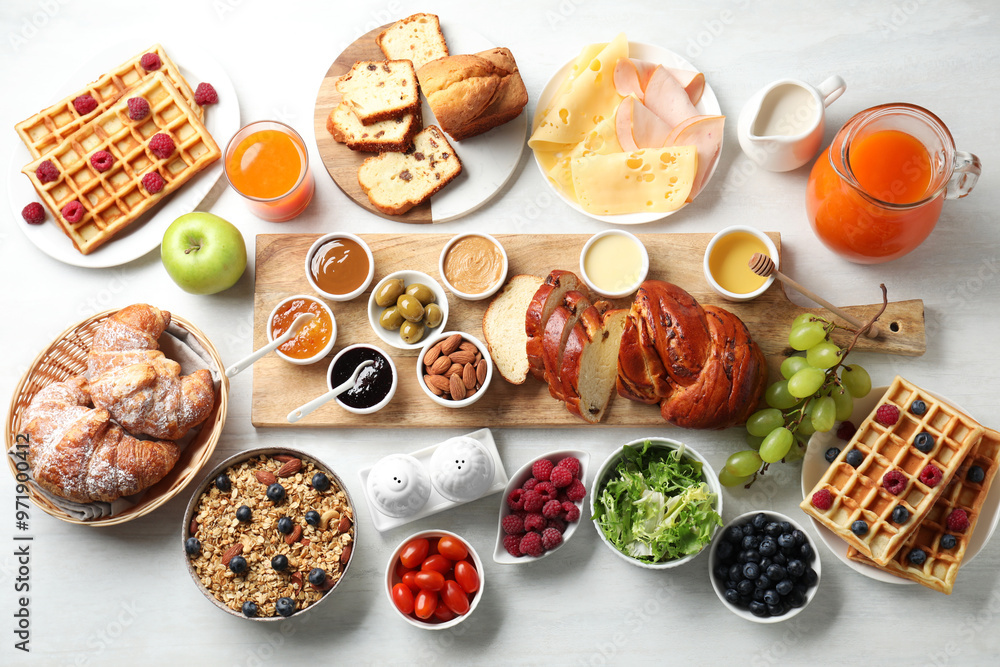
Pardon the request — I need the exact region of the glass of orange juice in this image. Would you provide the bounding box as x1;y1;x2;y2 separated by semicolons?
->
224;120;315;222
806;103;980;263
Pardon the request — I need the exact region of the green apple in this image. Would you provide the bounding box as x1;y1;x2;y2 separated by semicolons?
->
161;212;247;295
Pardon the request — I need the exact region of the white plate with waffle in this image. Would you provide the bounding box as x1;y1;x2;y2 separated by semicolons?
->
802;385;1000;584
7;40;239;268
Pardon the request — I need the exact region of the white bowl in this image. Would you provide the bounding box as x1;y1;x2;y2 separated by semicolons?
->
327;344;397;415
415;331;493;408
579;230;650;299
702;225;778;302
385;530;485;630
590;437;722;569
708;511;822;623
267;295;337;365
367;270;449;350
493;449;590;564
438;233;509;301
304;232;374;302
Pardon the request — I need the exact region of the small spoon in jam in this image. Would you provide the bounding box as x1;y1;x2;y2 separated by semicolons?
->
225;312;317;377
286;360;375;423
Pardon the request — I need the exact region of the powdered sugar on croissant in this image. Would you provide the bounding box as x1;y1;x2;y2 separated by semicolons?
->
88;304;215;441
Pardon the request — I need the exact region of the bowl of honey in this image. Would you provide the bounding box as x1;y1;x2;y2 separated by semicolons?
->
305;233;375;302
703;226;778;302
267;295;337;365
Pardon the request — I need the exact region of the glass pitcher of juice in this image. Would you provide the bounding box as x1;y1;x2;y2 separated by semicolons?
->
805;103;980;263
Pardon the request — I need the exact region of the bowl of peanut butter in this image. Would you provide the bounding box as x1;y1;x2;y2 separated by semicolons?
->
439;234;508;301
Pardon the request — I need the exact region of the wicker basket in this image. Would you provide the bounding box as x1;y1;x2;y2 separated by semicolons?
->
5;309;229;526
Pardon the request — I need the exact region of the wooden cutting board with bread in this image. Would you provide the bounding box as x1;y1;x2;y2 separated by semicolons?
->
250;233;925;429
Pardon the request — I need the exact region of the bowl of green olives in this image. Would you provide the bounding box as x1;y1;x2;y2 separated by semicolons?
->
368;271;449;350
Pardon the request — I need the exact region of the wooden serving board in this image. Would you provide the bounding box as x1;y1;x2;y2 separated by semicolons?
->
251;233;925;429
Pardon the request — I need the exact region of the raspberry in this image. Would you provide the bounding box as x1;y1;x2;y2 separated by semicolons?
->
90;150;114;172
127;97;150;121
946;509;969;533
919;464;943;487
534;481;558;502
836;421;857;441
524;513;546;533
73;94;97;115
565;478;586;502
547;517;566;533
194;82;218;105
501;514;524;535
35;160;59;184
550;466;573;489
561;502;580;523
556;457;581;479
519;531;544;557
142;172;165;194
502;534;522;557
506;488;525;511
140;52;162;71
522;489;544;513
148;133;175;159
521;478;538;491
21;202;45;225
542;499;563;519
531;459;554;482
61;201;83;223
541;527;563;551
881;470;907;495
875;404;900;426
811;489;833;510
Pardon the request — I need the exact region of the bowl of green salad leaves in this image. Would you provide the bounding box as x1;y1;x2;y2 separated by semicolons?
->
591;437;723;569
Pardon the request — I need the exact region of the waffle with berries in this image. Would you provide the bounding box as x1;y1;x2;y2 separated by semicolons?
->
801;376;985;565
846;428;1000;593
15;44;201;159
21;72;219;255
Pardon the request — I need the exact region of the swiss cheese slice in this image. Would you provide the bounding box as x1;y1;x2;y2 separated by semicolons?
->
545;116;623;197
570;146;697;215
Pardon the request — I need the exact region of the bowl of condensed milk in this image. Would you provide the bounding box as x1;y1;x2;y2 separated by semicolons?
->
305;233;375;302
439;234;508;301
579;230;649;299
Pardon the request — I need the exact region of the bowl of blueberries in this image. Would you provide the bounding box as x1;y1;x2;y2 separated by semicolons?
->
708;511;821;623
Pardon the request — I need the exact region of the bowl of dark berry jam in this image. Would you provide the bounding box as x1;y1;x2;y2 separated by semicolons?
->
329;344;397;415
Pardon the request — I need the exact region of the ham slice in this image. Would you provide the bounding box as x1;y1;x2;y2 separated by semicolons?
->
664;115;725;200
613;59;705;106
664;67;705;105
642;66;699;129
614;96;674;151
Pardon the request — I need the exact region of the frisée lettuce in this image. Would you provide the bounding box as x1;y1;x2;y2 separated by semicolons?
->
593;440;721;563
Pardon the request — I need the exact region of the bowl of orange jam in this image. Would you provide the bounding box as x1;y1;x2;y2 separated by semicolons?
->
267;295;337;365
703;226;778;302
305;233;375;302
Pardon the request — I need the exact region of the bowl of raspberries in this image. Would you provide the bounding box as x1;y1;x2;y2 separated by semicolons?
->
493;450;590;563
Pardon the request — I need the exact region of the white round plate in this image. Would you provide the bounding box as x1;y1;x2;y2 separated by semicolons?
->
7;39;240;268
801;386;1000;584
531;42;722;224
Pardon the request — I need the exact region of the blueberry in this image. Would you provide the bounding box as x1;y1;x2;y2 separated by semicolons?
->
968;466;985;484
851;520;869;536
756;575;772;590
308;568;326;586
752;513;768;529
236;505;252;523
763;589;781;606
271;554;289;572
845;450;865;468
743;562;760;580
767;603;785;617
777;533;795;549
724;588;740;604
267;483;286;503
744;549;761;564
311;472;330;492
792;530;806;546
940;534;958;550
305;510;321;527
776;579;794;596
914;432;935;453
275;597;296;617
891;505;910;524
737;579;754;596
787;590;806;608
825;447;841;463
767;564;787;581
910;400;927;415
799;542;814;561
737;549;749;564
759;557;773;570
752;588;767;603
742;534;759;550
714;564;730;581
749;601;768;617
242;601;258;617
229;555;247;575
773;552;787;566
803;567;819;586
277;517;293;534
725;525;743;543
184;537;201;556
787;559;805;578
729;564;743;582
908;548;927;565
765;522;782;537
759;537;777;556
215;474;231;492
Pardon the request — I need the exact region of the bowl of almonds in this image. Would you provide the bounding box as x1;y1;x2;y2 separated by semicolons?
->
417;332;493;408
182;447;357;621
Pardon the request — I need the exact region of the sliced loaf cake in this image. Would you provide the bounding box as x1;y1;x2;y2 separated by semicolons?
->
376;13;449;71
336;60;419;125
327;102;421;153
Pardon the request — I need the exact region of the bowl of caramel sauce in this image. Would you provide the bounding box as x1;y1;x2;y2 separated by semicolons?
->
305;233;375;302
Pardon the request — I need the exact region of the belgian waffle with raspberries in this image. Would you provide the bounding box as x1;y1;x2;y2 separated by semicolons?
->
21;72;220;255
846;428;1000;594
801;376;985;565
15;44;201;159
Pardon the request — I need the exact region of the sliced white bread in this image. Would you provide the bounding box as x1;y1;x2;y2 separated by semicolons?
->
560;306;628;424
357;125;462;215
336;60;419;125
541;291;593;401
482;274;544;384
525;270;587;382
327;102;421;153
376;13;449;72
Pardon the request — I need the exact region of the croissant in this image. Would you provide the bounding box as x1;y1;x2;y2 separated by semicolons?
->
617;280;766;429
88;304;215;441
21;377;180;503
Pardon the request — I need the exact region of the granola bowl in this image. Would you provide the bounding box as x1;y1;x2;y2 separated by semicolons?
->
182;447;357;621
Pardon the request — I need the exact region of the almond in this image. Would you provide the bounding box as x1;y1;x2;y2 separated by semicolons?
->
272;454;297;463
340;545;352;565
338;515;353;534
221;543;243;566
285;525;303;544
445;363;463;378
275;459;302;478
422;342;443;366
459;341;477;354
462;363;477;390
449;349;475;366
301;539;311;547
476;358;487;384
290;571;304;588
189;518;199;536
450;373;467;400
255;470;277;485
424;375;443;395
428;355;451;376
441;333;462;355
426;375;451;393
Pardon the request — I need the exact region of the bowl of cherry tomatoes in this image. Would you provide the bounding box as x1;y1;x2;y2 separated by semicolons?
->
386;530;484;629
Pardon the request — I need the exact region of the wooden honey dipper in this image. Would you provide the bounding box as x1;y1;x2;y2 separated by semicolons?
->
748;253;880;339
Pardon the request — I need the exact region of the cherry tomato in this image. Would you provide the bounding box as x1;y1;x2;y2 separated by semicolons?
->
414;569;446;592
432;603;456;623
400;538;430;569
421;554;452;575
437;535;469;562
414;589;438;620
395;561;411;579
401;570;419;594
441;580;470;616
454;560;479;594
391;583;414;615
